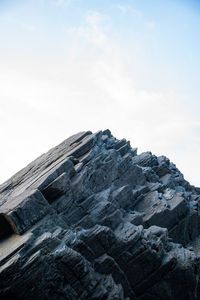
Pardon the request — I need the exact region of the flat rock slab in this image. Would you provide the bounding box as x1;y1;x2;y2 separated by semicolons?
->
0;232;32;267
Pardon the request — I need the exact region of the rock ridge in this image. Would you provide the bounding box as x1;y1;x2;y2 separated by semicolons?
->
0;129;200;299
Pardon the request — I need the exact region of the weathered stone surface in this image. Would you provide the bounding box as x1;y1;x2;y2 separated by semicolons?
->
0;189;52;235
42;172;71;203
0;129;200;300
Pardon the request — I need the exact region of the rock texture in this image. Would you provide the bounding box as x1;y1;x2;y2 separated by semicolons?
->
0;130;200;300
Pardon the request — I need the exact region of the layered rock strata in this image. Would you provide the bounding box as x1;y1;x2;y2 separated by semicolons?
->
0;130;200;299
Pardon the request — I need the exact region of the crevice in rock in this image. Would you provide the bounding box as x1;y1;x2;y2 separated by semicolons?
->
0;213;18;238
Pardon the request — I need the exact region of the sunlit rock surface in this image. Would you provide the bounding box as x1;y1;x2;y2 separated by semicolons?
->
0;130;200;300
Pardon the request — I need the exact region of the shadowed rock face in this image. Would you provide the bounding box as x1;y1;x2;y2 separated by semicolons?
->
0;130;200;300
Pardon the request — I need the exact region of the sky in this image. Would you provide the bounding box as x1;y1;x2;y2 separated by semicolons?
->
0;0;200;186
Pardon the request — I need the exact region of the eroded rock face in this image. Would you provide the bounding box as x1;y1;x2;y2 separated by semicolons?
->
0;130;200;300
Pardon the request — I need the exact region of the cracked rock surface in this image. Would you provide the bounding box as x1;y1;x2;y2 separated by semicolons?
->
0;129;200;299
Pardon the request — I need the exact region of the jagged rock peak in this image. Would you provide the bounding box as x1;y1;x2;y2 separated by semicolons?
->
0;129;200;300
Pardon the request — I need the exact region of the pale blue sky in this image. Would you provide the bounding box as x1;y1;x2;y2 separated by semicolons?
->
0;0;200;186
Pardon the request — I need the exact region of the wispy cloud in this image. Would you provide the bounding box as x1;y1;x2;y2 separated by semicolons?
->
116;4;131;14
86;10;109;27
0;15;36;31
146;20;156;29
68;10;111;49
115;4;142;17
39;0;72;7
51;0;72;7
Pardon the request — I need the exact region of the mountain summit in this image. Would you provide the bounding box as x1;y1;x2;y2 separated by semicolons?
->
0;130;200;299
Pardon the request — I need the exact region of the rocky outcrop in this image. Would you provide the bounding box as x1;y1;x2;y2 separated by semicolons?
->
0;130;200;299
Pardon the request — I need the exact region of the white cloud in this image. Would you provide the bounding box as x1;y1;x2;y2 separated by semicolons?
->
51;0;72;7
68;10;111;49
116;4;131;14
115;4;142;17
147;21;156;29
0;14;36;31
86;10;107;26
39;0;72;7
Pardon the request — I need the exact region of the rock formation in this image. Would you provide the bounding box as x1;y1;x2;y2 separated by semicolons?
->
0;130;200;299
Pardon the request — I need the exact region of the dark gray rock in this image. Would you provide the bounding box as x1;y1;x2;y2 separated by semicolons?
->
42;172;71;203
0;189;52;235
132;152;158;168
0;129;200;300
